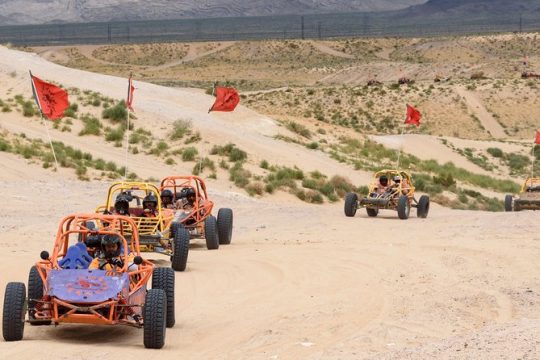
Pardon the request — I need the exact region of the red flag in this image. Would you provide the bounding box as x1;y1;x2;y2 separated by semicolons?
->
404;104;421;127
535;130;540;145
30;73;69;120
209;87;240;112
126;75;135;111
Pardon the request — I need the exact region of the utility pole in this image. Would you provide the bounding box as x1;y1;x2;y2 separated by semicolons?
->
301;16;305;40
317;21;322;39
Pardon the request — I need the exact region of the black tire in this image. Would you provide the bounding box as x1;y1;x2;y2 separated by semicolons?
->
504;195;513;212
171;223;189;272
217;208;233;245
204;215;219;250
417;195;430;219
2;282;26;341
143;289;167;349
366;208;378;217
397;196;410;220
28;266;51;326
344;193;358;217
152;268;175;328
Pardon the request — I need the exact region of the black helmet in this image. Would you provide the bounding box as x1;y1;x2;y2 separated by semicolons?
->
180;187;196;198
393;175;401;183
101;234;122;258
379;175;388;187
143;193;158;208
161;189;173;199
114;194;130;215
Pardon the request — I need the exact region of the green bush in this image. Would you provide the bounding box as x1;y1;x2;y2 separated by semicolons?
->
79;115;102;136
102;101;127;123
229;161;251;188
170;119;192;140
260;160;269;169
487;147;503;158
286;121;311;138
211;143;247;162
22;101;35;117
182;147;198;161
105;127;125;142
192;157;216;175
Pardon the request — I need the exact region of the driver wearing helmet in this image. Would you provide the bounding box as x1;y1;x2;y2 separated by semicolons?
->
89;234;135;271
112;193;131;216
175;187;197;211
142;193;158;217
160;189;175;209
374;175;389;195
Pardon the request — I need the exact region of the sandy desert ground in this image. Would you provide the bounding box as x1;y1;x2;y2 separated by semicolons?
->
0;41;539;359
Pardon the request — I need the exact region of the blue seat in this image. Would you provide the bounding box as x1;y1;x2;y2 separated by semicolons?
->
58;243;93;269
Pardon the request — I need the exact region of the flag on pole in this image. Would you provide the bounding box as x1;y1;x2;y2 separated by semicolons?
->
30;72;69;120
404;104;421;127
126;75;135;111
535;130;540;145
209;86;240;113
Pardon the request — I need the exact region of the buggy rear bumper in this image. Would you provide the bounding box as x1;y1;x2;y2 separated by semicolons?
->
514;199;540;210
359;197;390;208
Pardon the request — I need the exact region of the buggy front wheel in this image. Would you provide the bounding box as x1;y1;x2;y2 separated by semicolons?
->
152;268;175;328
366;208;378;217
217;208;233;245
397;196;410;220
204;216;219;250
171;223;189;272
2;282;26;341
504;195;513;212
417;195;430;219
344;193;358;217
143;289;167;349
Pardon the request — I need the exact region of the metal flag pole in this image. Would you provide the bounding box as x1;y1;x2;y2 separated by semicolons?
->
396;125;405;169
207;81;217;113
532;141;536;178
30;70;59;171
124;74;133;179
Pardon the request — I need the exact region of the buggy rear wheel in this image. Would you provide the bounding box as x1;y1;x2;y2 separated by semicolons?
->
366;208;378;217
2;282;26;341
204;215;219;250
28;266;50;326
504;195;513;212
171;223;189;272
152;268;175;328
217;208;233;245
143;289;167;349
344;193;358;217
417;195;430;219
397;196;410;220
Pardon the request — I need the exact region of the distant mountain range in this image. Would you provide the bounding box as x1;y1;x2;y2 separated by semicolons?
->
0;0;426;25
0;0;539;27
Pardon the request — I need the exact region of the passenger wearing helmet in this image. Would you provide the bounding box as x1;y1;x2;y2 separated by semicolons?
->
175;187;197;211
142;193;158;217
113;193;131;216
89;234;135;271
160;189;174;209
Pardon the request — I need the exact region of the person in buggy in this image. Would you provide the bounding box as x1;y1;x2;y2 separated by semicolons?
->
371;175;390;196
173;187;201;223
107;192;132;216
89;234;136;272
142;193;159;217
160;189;175;209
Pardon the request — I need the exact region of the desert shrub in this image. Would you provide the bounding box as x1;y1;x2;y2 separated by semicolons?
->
22;101;35;117
192;157;216;175
0;138;11;152
182;147;198;161
487;147;503;158
229;161;251;188
170;119;192;140
433;173;456;187
246;182;265;196
79;115;102;136
286;121;311;138
165;158;175;165
105;126;125;142
211;143;247;162
102;101;127;123
506;153;529;172
260;160;269;169
306;142;319;149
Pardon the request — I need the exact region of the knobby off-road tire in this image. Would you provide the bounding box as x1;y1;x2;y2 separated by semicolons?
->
217;208;233;245
366;208;378;217
28;266;51;326
171;223;189;272
2;282;26;341
204;215;219;250
344;193;358;217
504;195;513;212
152;268;175;328
143;289;167;349
417;195;430;219
397;196;410;220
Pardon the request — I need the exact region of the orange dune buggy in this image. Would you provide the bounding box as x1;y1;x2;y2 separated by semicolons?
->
2;214;175;349
96;181;189;272
160;175;233;250
344;169;430;220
